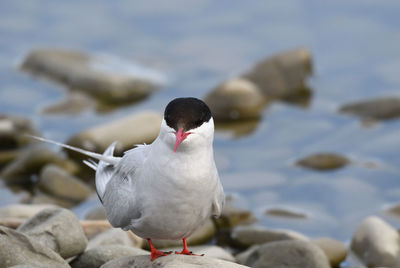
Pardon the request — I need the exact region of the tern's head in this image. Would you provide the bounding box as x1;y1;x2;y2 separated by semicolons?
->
159;97;214;153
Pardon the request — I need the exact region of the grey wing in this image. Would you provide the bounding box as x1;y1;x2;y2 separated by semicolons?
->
101;145;148;229
212;175;225;218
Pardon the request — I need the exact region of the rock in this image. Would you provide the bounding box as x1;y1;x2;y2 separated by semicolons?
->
20;49;160;105
313;237;347;267
17;207;87;258
214;119;261;138
38;164;92;202
232;225;308;248
84;206;106;220
29;190;77;208
80;220;113;239
164;245;235;262
66;111;162;159
0;226;69;268
101;254;249;268
265;208;307;219
146;219;215;250
0;114;39;150
42;91;95;114
235;245;259;265
242;48;312;100
0;146;79;184
204;78;266;121
351;216;400;267
296;153;350;171
0;204;57;219
87;228;144;249
70;245;148;268
241;240;330;268
214;204;257;229
339;97;400;121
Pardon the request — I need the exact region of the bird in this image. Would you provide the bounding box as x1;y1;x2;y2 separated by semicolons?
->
31;97;225;261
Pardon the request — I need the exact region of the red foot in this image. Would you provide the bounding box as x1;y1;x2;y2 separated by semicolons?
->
147;238;172;261
174;237;204;257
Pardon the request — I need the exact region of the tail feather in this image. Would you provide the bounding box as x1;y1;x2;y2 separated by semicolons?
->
95;142;118;200
27;135;120;165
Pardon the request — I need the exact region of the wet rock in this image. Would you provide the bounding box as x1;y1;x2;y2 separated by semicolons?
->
339;97;400;121
265;208;307;219
0;226;69;268
164;245;235;262
296;153;350;171
38;164;92;202
70;245;148;268
87;228;144;249
84;206;106;220
214;204;257;229
17;207;87;258
146;219;215;250
204;78;266;121
21;49;160;105
313;237;347;267
0;204;57;219
42;91;95;114
66;111;162;159
0;146;79;184
241;240;330;268
232;225;308;248
242;48;312;100
351;216;400;267
101;254;249;268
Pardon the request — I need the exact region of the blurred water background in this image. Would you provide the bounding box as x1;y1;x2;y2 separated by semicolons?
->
1;0;400;244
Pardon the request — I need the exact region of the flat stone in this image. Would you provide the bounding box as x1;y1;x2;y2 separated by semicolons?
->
66;111;162;160
0;226;69;268
42;91;95;114
101;254;249;268
265;208;307;219
351;216;400;267
339;97;400;121
87;228;144;249
0;146;79;184
312;237;347;267
242;240;330;268
38;164;92;201
17;207;87;258
296;153;350;171
146;219;215;249
84;206;106;220
164;245;236;262
204;78;266;121
70;245;148;268
0;204;57;219
232;225;309;248
242;48;312;100
214;204;257;229
20;49;160;105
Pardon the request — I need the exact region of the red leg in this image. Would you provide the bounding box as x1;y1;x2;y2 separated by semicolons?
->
175;237;204;256
147;238;172;261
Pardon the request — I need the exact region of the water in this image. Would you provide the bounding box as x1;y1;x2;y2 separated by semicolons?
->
1;1;400;243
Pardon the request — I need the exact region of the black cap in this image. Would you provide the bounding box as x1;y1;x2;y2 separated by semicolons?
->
164;97;212;131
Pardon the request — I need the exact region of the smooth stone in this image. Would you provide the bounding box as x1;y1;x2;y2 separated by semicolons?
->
80;220;113;239
242;48;312;99
0;114;39;151
38;164;92;201
296;153;350;171
164;245;236;262
30;190;78;208
242;240;330;268
0;149;21;169
351;216;400;267
204;78;266;121
0;226;69;268
214;204;257;229
20;49;159;105
84;206;106;220
145;219;215;250
87;228;144;249
17;207;88;258
0;146;79;184
232;225;309;248
0;204;57;219
101;254;249;268
339;97;400;121
312;237;347;267
42;91;95;114
70;245;148;268
66;111;162;159
265;208;307;219
214;119;261;138
235;245;259;265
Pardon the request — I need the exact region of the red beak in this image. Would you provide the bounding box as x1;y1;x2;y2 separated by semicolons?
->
174;128;191;152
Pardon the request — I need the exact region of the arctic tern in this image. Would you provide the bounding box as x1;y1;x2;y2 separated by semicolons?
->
31;97;225;261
